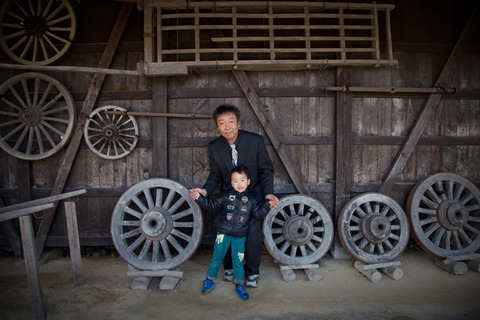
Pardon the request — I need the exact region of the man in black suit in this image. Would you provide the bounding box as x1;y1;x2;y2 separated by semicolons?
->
189;104;279;288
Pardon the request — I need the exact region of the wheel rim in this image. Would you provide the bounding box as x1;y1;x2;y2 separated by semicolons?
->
0;0;77;65
84;106;139;160
263;195;334;265
111;179;203;270
338;193;409;264
0;72;76;160
407;172;480;258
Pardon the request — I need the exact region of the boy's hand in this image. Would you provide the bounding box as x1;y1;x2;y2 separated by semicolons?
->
268;200;278;209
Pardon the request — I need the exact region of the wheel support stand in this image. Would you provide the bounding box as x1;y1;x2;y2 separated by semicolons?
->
127;265;183;291
435;253;480;275
279;263;322;282
354;260;404;283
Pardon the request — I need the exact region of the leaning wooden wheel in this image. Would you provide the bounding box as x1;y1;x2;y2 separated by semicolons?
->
0;0;77;65
84;106;139;160
407;172;480;258
111;179;203;271
0;72;76;160
263;194;334;266
338;193;409;264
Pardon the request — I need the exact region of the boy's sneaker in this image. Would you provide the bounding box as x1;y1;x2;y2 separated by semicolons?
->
246;275;259;288
202;279;216;294
235;285;250;300
221;269;233;282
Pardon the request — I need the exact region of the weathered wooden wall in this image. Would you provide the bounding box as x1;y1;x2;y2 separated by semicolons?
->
0;0;479;249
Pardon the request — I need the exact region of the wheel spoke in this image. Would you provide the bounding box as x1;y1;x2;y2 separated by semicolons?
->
160;239;172;261
138;240;152;260
132;195;148;213
144;189;154;209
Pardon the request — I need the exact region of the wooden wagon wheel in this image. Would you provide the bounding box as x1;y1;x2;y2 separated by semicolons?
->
338;193;409;264
0;0;76;65
0;72;76;160
407;172;480;258
263;194;334;266
84;106;139;160
111;178;204;271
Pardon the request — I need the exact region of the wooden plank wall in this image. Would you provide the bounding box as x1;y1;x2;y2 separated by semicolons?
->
0;0;479;248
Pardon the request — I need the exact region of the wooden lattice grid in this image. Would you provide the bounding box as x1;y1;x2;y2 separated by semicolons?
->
141;1;397;75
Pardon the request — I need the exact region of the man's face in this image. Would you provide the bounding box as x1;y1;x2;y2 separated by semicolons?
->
216;112;239;143
230;171;250;193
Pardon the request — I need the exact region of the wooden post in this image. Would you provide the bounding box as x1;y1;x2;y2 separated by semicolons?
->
64;201;84;286
19;215;46;320
152;77;169;178
332;67;353;260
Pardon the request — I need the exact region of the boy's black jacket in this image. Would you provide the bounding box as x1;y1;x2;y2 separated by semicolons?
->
196;190;270;237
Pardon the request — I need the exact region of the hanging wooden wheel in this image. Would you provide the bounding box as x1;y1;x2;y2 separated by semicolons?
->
84;106;139;160
0;72;76;160
263;194;334;266
338;193;409;264
111;179;204;271
0;0;77;65
407;172;480;258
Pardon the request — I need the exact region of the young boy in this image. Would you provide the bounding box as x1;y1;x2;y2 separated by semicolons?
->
189;165;276;300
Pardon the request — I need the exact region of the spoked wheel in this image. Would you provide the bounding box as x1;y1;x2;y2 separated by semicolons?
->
84;106;139;160
338;193;409;264
0;0;77;65
263;194;334;266
0;72;76;160
407;172;480;258
111;179;203;271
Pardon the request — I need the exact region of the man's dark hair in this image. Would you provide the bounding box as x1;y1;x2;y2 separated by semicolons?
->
213;104;240;124
231;165;249;179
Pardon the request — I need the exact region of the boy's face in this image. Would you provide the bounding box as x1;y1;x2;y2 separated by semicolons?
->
230;171;250;193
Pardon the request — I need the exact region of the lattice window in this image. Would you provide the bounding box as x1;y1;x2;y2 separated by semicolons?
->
141;1;397;75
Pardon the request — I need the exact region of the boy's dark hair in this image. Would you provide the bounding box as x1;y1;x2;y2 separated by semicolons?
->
213;104;240;124
231;165;249;179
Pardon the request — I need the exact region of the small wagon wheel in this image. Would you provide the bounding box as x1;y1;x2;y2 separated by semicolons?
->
0;0;77;65
84;106;139;160
338;193;409;264
111;178;204;271
263;194;334;266
407;172;480;258
0;72;76;160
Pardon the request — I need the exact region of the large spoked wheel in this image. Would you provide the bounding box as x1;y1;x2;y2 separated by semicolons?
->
0;72;76;160
263;195;334;266
0;0;77;65
84;106;139;160
407;172;480;258
111;179;203;271
338;193;409;264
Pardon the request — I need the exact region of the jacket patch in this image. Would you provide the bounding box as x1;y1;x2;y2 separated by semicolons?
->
227;205;235;210
240;206;247;212
226;213;233;220
229;195;236;201
242;196;248;203
239;215;245;223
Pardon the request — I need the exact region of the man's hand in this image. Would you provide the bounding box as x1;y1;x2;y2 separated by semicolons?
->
265;194;279;209
188;188;207;200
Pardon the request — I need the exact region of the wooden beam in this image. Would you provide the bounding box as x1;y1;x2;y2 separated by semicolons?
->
34;3;134;257
232;70;311;195
378;2;480;194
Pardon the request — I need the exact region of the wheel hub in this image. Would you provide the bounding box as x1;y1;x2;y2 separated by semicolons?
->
103;125;119;140
437;199;469;230
23;15;49;36
19;107;41;126
283;215;314;246
139;208;173;241
361;213;391;243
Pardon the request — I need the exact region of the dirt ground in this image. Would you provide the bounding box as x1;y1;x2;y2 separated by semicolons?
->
0;245;479;320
